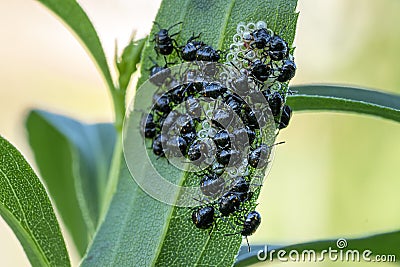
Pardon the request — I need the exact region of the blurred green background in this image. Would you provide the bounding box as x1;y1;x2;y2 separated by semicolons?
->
0;0;399;266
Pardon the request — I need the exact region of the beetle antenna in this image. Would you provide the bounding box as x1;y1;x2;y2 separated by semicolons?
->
168;21;183;31
271;141;285;147
153;21;162;30
224;231;241;237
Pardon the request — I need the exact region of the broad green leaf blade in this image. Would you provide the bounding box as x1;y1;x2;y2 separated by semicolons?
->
234;230;400;266
138;0;298;86
82;0;298;266
288;85;400;122
80;159;149;266
26;110;115;256
36;0;114;92
0;135;70;267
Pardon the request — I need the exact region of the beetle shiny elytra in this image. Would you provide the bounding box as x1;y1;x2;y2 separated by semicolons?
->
250;28;271;49
228;176;251;202
152;22;182;56
187;139;209;164
248;144;271;169
268;35;288;61
267;91;284;117
201;82;227;99
165;136;188;157
217;149;241;167
196;45;221;62
181;34;204;61
152;134;166;157
277;59;296;83
142;113;157;138
149;57;172;86
250;59;272;83
192;206;215;229
218;192;241;216
240;211;262;252
225;211;261;252
278;105;292;130
213;129;231;149
200;173;225;197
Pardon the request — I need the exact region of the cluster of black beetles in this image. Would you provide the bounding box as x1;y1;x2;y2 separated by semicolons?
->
142;21;296;251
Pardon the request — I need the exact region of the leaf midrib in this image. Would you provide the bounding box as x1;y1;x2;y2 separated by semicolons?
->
217;0;236;50
0;205;49;266
148;0;194;264
0;168;28;227
151;171;191;265
0;155;50;266
288;84;400;122
291;84;400;110
149;0;239;264
294;94;400;110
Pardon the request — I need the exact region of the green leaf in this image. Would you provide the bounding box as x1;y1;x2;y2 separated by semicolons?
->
234;230;400;266
35;0;129;130
138;0;298;87
116;37;147;92
26;110;115;256
82;0;298;266
0;135;70;267
288;85;400;122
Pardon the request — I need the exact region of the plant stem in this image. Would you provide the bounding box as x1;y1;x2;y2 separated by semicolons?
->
99;127;123;223
112;89;126;132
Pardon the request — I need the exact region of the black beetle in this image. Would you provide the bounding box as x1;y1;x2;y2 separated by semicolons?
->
152;21;182;56
278;105;292;129
192;206;215;229
268;35;289;61
196;45;221;62
250;28;271;49
277;59;296;82
200;173;225;197
181;34;205;61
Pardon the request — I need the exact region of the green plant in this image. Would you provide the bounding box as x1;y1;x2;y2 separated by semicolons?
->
0;0;399;266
